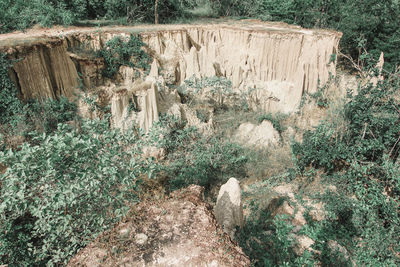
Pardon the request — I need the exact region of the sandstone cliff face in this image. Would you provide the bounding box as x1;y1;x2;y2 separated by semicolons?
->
141;23;341;113
0;21;341;128
5;39;79;100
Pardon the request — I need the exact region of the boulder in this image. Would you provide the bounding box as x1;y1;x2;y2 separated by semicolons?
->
215;178;244;239
68;185;250;267
292;235;316;256
234;121;280;148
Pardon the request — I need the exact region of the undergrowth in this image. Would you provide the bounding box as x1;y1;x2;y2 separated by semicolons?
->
145;115;248;193
238;204;314;267
290;69;400;265
0;54;23;126
0;119;146;266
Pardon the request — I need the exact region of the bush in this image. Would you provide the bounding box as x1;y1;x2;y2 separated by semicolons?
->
0;120;148;266
291;68;400;265
167;135;247;191
145;115;247;192
293;72;400;172
237;203;315;266
97;34;151;78
0;0;76;33
0;53;22;126
180;76;233;109
24;97;78;134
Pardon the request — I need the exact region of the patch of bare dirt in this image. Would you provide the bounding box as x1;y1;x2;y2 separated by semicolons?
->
68;185;250;267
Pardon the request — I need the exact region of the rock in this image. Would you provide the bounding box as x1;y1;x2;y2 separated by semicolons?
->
2;21;341;115
166;103;183;119
370;52;384;86
308;201;325;222
134;233;148;245
135;82;160;133
234;121;280;148
215;178;244;239
69;52;104;89
327;184;337;192
246;81;297;114
293;235;316;255
118;227;131;239
110;81;161;133
68;185;250;267
110;89;134;132
7;40;79;101
0;163;6;174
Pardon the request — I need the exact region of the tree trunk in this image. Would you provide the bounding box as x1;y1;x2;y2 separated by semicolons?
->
154;0;159;24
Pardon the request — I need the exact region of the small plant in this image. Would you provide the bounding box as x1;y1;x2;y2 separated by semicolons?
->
299;75;334;110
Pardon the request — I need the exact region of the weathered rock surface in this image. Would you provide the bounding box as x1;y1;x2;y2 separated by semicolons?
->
215;178;244;239
110;78;160;133
5;39;79;100
1;20;341;117
167;103;214;135
234;120;280;148
68;185;250;267
142;22;341;113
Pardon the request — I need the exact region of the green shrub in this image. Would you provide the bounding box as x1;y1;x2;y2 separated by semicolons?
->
293;72;400;172
0;0;76;33
145;115;247;192
257;112;288;135
0;53;23;126
24;97;78;134
97;34;151;78
238;202;315;266
0;119;148;266
291;68;400;265
167;136;247;191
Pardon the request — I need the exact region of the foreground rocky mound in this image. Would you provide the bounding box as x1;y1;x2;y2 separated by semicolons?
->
68;185;250;267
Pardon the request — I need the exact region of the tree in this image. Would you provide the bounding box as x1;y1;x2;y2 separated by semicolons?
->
155;0;159;24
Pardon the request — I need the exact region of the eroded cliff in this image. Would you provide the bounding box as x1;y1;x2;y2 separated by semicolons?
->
0;20;341;129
